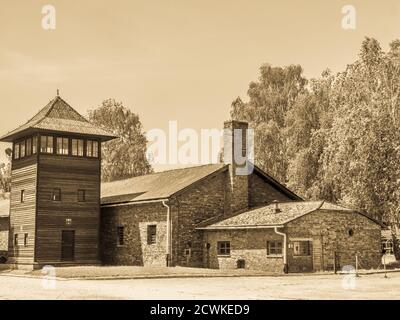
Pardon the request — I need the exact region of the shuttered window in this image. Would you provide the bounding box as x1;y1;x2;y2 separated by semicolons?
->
147;225;157;244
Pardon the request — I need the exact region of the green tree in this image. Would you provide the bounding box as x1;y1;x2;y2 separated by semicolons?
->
88;99;153;182
0;148;12;193
231;64;307;182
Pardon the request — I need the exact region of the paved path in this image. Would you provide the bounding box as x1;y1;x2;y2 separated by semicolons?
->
0;272;400;299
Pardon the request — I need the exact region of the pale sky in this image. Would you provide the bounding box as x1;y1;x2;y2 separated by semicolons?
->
0;0;399;169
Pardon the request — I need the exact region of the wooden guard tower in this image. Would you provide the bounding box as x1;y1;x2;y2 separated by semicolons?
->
0;95;116;269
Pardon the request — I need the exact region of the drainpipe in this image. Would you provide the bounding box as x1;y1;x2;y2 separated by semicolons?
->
162;200;171;267
274;226;288;274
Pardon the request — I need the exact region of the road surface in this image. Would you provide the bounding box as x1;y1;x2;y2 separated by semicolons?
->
0;272;399;299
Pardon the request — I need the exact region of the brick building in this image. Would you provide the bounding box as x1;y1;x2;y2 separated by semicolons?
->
0;96;382;272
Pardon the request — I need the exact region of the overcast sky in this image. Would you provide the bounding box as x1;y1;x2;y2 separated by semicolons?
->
0;0;399;169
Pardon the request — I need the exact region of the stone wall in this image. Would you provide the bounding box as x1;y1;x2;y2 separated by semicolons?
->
285;210;382;272
248;172;292;207
203;228;285;273
0;217;8;251
100;202;168;266
202;210;382;273
171;170;227;267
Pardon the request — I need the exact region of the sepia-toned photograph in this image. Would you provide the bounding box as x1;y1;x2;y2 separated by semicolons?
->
0;0;400;311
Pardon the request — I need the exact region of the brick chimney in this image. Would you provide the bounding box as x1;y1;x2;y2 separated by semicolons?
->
223;120;253;214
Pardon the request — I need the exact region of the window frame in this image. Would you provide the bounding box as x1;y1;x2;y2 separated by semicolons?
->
71;138;84;157
117;226;124;246
77;189;86;202
14;143;20;160
293;240;311;257
20;190;25;203
217;241;231;256
147;225;157;245
56;137;69;155
86;140;99;158
40;135;54;154
20;140;26;158
32;136;37;155
52;188;61;201
267;241;283;256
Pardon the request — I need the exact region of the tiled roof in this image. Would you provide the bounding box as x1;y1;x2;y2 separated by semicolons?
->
197;201;364;229
101;164;227;204
0;197;10;217
0;96;117;142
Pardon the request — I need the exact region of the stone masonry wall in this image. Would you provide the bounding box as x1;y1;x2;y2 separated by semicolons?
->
100;202;167;267
285;210;382;272
203;229;285;273
171;170;227;267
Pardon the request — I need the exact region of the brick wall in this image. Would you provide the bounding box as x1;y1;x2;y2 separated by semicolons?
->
285;210;382;272
100;202;168;266
0;217;8;251
203;229;285;273
249;172;292;207
171;170;227;267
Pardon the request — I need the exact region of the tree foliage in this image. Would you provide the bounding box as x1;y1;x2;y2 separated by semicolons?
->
0;148;12;193
231;38;400;242
88;99;153;182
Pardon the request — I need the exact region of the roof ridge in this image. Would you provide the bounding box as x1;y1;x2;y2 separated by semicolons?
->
32;96;60;128
104;163;226;184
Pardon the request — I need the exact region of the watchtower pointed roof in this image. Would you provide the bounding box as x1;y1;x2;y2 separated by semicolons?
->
0;95;117;142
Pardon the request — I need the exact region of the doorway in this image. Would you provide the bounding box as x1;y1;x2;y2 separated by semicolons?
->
61;230;75;261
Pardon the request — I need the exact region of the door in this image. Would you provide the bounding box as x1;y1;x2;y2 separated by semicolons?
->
61;230;75;261
312;237;323;271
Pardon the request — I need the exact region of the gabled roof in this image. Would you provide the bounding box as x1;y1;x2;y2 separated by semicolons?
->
197;200;380;230
253;165;302;200
0;96;117;142
101;164;227;205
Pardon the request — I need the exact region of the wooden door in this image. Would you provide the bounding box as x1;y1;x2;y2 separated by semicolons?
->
61;230;75;261
313;238;323;271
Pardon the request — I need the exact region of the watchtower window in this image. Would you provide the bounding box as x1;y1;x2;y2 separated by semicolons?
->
56;137;69;155
20;140;26;158
72;139;84;157
86;140;99;158
14;143;20;160
26;138;32;156
32;136;37;154
40;136;54;154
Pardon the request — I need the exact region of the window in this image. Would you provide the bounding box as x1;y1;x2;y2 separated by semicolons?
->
267;241;283;256
77;189;86;202
217;241;231;256
348;229;354;237
72;139;84;156
14;143;20;160
147;225;157;245
32;136;37;154
20;190;25;203
117;226;124;246
20;140;26;158
40;135;54;154
237;259;245;269
26;138;32;156
56;137;69;155
293;241;311;256
24;233;28;246
52;188;61;201
14;234;19;246
87;140;99;158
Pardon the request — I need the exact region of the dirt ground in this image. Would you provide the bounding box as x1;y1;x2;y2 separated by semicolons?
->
0;272;399;300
